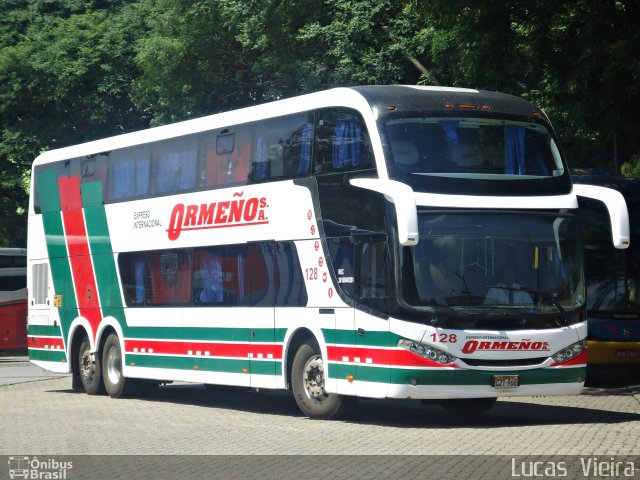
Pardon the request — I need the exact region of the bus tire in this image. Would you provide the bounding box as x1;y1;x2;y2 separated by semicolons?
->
78;335;105;395
102;333;137;398
291;341;342;420
439;397;497;416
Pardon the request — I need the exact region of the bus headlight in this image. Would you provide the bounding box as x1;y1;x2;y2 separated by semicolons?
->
552;340;586;363
398;339;456;365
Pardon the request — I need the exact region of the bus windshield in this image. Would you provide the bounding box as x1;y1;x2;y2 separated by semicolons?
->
399;213;584;314
384;116;564;179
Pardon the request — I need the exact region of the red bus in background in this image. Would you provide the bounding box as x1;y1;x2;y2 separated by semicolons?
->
0;248;27;351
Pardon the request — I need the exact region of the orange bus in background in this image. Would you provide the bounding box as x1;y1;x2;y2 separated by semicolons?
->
0;248;27;351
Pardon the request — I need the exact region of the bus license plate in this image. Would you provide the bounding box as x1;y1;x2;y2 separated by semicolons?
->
492;375;519;389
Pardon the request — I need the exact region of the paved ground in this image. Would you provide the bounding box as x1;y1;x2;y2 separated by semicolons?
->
0;355;67;386
0;358;638;479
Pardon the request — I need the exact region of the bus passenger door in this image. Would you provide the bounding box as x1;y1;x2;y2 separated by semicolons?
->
354;235;391;396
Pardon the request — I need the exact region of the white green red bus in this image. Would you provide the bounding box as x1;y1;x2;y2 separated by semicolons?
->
574;174;640;376
27;85;629;419
1;248;27;352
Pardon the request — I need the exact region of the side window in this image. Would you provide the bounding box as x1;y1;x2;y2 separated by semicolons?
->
356;234;388;309
79;153;109;201
107;147;151;201
251;113;313;181
270;242;307;306
193;246;246;306
327;237;356;298
119;253;146;307
200;127;251;188
146;250;191;305
31;263;49;305
244;243;270;306
314;109;374;175
153;137;198;194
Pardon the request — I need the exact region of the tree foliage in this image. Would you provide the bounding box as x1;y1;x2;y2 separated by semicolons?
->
1;0;639;246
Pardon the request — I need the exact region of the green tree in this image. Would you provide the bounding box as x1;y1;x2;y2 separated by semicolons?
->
0;0;150;246
418;0;640;171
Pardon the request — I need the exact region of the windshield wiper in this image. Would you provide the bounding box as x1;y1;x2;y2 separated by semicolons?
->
531;290;568;326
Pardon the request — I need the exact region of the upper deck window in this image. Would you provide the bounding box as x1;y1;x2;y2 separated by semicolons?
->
314;109;375;175
383;113;570;195
384;117;563;180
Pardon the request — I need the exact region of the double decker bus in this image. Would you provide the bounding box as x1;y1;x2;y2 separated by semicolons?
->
1;248;27;351
574;174;640;378
27;85;629;419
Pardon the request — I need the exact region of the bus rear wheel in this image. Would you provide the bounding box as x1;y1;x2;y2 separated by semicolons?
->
78;335;104;395
102;333;138;398
291;341;342;420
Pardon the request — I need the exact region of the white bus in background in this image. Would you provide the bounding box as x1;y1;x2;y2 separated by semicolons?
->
27;85;629;419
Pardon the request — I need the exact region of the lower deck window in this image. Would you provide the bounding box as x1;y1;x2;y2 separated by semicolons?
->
118;241;307;307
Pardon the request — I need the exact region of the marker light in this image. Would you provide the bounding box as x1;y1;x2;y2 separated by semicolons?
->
551;340;586;363
398;339;456;365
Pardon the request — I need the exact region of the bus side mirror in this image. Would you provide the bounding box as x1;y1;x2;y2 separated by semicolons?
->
573;183;630;249
349;178;418;246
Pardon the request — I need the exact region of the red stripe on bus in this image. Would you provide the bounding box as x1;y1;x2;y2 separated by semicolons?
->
27;336;65;349
125;339;283;359
58;176;102;337
327;345;456;368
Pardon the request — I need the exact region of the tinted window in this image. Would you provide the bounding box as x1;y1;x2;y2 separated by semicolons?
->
200;128;251;187
314;109;374;175
153;138;198;194
119;242;306;307
147;250;192;305
251;113;313;181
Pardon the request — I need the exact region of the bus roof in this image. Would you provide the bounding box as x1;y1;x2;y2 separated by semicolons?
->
32;85;547;167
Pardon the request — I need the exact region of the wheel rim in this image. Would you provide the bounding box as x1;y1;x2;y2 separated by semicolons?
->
79;345;95;382
302;355;327;404
106;345;122;385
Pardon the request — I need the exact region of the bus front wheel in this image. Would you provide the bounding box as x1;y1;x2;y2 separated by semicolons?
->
291;341;342;420
78;335;104;395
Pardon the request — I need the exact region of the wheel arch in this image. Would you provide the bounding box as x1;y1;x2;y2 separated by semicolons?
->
284;327;321;389
95;318;125;358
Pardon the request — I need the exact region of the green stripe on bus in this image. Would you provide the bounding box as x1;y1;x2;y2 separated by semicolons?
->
126;326;287;343
126;353;282;375
29;349;67;363
37;170;61;213
37;169;79;343
80;181;128;330
27;325;63;337
81;183;113;256
328;364;585;386
323;329;397;347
